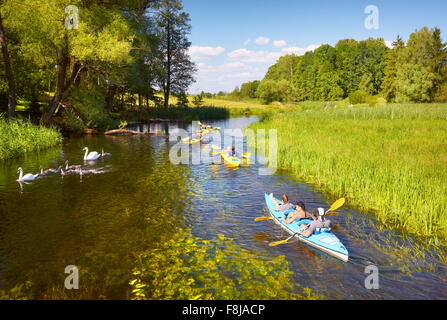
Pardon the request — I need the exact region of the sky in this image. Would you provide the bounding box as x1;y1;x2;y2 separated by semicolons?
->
182;0;447;94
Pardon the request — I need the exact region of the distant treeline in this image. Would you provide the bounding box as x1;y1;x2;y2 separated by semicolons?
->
231;27;447;104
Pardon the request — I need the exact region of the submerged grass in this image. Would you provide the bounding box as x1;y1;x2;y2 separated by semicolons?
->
0;117;62;160
248;103;447;245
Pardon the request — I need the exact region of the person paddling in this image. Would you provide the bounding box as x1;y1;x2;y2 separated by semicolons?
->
281;201;314;224
270;194;295;212
297;208;332;238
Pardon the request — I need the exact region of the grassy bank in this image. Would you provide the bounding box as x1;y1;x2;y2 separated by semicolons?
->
248;103;447;245
202;98;302;118
0;118;62;160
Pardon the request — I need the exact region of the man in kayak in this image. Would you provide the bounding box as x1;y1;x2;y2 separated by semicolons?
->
297;208;332;238
270;194;295;212
281;201;315;224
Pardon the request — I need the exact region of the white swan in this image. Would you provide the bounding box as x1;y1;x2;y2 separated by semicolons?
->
83;147;101;161
17;167;39;182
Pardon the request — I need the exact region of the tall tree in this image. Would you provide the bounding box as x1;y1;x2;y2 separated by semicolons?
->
381;35;405;101
0;11;16;118
428;27;447;100
396;27;437;102
155;0;196;109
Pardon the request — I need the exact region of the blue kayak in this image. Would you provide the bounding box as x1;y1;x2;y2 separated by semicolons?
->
265;193;349;262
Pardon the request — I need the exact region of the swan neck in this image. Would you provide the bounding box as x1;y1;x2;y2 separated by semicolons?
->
84;148;88;160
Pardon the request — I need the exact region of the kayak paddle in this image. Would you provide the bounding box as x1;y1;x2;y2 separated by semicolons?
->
268;197;346;247
254;217;273;222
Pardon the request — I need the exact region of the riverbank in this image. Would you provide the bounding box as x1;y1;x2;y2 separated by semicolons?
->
248;103;447;246
0;119;62;160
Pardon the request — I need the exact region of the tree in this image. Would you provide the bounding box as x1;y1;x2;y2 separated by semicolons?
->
395;27;438;102
0;11;16;118
192;93;203;107
428;28;447;100
154;0;196;109
256;79;290;103
239;80;260;99
382;35;405;101
176;91;189;107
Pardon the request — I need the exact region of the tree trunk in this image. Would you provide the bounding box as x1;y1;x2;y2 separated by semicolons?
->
164;20;171;110
42;54;69;124
0;13;16;119
105;85;117;111
42;34;70;124
138;93;142;107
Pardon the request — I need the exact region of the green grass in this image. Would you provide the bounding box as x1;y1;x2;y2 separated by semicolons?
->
202;98;302;119
0;117;62;160
248;103;447;246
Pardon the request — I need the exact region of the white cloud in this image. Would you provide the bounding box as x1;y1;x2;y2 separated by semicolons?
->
191;62;265;93
255;36;271;45
385;41;394;49
244;39;251;46
188;46;225;61
227;48;282;63
273;40;287;48
281;44;321;55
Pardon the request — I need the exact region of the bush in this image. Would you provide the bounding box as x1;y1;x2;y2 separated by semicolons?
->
192;94;204;107
349;90;370;104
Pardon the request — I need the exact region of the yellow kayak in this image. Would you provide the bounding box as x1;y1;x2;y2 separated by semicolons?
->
221;152;241;167
182;137;202;145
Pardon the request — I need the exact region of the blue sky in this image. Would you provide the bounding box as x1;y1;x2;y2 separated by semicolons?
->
183;0;447;93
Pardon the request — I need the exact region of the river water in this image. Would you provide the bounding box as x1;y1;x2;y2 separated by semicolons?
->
0;117;445;300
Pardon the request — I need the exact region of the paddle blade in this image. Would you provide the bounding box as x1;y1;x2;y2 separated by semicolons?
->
325;212;340;217
211;145;221;150
254;217;273;222
242;153;251;159
328;198;346;213
269;240;289;247
210;151;220;155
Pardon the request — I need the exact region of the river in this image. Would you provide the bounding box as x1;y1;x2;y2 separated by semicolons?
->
0;117;445;299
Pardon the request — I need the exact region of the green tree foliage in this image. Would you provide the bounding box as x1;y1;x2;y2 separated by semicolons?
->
0;0;197;128
395;27;438;102
382;36;405;101
175;92;189;107
247;28;446;104
192;93;203;107
239;80;260;99
256;79;291;103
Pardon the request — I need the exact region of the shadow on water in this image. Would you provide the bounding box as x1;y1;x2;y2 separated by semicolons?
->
0;116;445;299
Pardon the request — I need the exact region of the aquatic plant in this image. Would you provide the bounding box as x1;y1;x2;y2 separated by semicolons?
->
0;117;62;160
130;231;320;300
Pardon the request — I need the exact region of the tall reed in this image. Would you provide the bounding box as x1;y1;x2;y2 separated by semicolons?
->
248;103;447;245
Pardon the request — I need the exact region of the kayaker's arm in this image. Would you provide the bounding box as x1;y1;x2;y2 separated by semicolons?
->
298;227;313;238
282;211;298;224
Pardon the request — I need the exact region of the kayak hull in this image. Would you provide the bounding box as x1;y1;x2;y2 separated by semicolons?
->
221;152;241;167
264;193;349;262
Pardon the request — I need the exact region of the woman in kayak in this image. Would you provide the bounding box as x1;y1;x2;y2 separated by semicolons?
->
270;194;295;212
297;208;332;238
281;201;315;224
